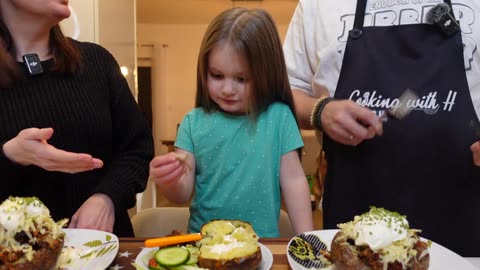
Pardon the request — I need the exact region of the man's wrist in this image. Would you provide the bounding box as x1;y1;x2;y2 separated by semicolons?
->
310;97;334;130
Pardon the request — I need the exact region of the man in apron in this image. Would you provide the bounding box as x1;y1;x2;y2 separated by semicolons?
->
284;0;480;256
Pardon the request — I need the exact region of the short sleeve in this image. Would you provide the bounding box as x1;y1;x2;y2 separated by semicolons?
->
283;0;315;95
174;113;195;153
278;105;304;155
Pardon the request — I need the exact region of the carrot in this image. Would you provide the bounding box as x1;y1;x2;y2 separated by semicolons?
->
145;234;202;248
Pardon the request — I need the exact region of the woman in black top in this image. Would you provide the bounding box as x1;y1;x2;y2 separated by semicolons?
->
0;0;154;237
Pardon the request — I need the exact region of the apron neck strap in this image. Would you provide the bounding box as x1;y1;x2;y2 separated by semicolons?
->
353;0;455;30
353;0;368;30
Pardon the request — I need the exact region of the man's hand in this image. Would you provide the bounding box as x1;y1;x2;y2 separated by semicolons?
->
321;100;383;146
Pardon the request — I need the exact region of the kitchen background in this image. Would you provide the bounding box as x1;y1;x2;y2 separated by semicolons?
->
63;0;322;228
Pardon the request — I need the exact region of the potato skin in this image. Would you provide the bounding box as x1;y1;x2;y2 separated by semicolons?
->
330;231;370;270
198;247;262;270
0;233;64;270
410;240;430;270
330;231;430;270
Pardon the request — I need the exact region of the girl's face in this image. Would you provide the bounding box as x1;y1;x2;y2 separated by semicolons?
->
3;0;70;23
207;43;253;115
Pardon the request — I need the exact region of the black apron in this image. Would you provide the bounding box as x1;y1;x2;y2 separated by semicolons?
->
323;0;480;256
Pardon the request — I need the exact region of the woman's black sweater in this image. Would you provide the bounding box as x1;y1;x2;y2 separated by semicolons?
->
0;40;154;236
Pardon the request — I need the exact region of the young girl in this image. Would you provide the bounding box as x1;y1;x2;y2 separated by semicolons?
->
149;7;313;237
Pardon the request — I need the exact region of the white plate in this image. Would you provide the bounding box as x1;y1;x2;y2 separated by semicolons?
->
55;228;119;270
286;229;477;270
134;243;273;270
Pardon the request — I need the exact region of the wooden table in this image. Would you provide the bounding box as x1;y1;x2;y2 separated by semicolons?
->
109;238;291;269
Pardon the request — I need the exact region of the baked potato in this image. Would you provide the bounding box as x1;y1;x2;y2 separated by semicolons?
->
330;207;430;270
0;197;68;270
197;220;262;270
331;230;429;270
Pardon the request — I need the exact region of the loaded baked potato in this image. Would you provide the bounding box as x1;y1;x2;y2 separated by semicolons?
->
330;207;430;270
0;197;67;270
197;220;262;270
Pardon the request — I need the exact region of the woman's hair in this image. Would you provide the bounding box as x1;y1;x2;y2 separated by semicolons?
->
196;7;296;119
0;9;81;88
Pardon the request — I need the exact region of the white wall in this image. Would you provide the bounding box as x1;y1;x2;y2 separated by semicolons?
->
61;0;137;96
62;0;97;42
98;0;137;96
138;24;205;143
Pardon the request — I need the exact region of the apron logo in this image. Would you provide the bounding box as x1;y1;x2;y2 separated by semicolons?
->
337;4;476;71
443;90;457;112
349;89;458;116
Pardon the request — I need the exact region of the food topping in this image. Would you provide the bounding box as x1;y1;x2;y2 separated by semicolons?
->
208;234;247;254
0;196;68;262
199;220;259;260
339;207;409;251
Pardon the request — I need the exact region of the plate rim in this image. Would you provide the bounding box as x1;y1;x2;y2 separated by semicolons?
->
286;229;477;270
259;243;273;269
61;228;119;269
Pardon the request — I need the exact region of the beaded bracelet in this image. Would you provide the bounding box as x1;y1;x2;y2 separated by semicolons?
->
311;97;334;131
310;97;327;127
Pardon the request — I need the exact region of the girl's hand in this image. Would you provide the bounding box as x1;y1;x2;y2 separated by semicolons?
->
149;152;188;185
321;99;383;146
2;127;103;173
68;193;115;233
470;141;480;166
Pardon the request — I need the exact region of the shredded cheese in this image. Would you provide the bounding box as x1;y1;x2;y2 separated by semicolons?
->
0;196;68;262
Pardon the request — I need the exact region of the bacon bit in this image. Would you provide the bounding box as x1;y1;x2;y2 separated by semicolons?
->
149;257;160;267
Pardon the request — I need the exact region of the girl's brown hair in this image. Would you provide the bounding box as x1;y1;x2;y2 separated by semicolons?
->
0;12;81;88
196;7;296;119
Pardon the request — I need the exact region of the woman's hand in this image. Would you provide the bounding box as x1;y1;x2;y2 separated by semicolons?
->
68;194;115;233
321;99;383;146
470;141;480;166
2;127;103;173
149;151;189;185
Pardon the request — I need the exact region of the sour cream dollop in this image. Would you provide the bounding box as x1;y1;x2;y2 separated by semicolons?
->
0;196;52;232
0;197;26;231
352;207;409;251
26;199;50;217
